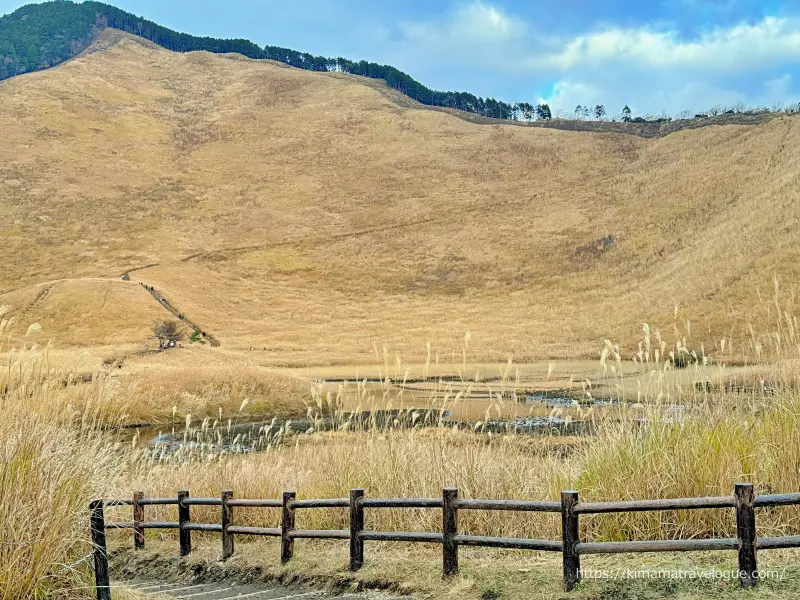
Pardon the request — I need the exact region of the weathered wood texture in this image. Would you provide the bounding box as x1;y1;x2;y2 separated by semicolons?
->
221;490;234;560
89;500;111;600
442;488;458;577
178;490;191;556
350;488;365;571
736;483;758;588
281;491;296;564
132;491;144;550
561;491;581;592
96;483;800;594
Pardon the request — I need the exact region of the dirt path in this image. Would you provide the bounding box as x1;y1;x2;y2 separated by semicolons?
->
132;279;221;347
1;272;222;349
116;579;403;600
178;213;456;264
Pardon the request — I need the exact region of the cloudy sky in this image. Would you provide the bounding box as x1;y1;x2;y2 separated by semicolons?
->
3;0;800;116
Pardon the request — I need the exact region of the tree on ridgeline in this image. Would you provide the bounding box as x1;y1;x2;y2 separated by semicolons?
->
594;104;606;121
536;103;552;120
9;1;780;124
621;105;632;122
520;102;534;121
0;1;528;121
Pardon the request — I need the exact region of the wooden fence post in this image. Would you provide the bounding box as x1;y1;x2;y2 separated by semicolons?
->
133;491;145;550
221;490;234;560
178;490;191;557
442;487;458;577
735;483;758;588
281;491;296;563
89;500;111;600
561;490;581;592
350;489;365;571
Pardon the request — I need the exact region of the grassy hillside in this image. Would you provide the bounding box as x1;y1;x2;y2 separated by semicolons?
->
1;0;525;120
1;29;798;364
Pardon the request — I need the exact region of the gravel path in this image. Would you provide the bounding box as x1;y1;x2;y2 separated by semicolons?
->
117;580;403;600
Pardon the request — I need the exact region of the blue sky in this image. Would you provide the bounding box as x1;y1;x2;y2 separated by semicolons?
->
3;0;800;116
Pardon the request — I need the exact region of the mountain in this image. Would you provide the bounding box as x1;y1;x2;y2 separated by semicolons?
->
0;0;522;120
0;29;798;363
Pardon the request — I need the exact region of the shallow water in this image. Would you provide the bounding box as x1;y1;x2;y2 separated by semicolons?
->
127;387;685;458
130;406;593;458
524;392;579;407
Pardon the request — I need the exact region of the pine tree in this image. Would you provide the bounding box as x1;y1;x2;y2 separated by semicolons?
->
622;105;632;122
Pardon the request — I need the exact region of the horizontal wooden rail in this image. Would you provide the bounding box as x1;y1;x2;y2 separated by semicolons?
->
756;535;800;550
181;497;222;506
227;499;282;508
754;492;800;507
574;496;735;514
140;521;179;529
290;498;349;509
360;498;441;508
289;529;350;539
137;498;179;506
453;535;561;551
360;531;443;543
92;482;800;597
576;538;739;554
454;499;561;512
227;526;281;536
183;523;223;533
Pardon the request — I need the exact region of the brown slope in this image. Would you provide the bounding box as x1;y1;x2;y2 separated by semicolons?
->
0;30;798;362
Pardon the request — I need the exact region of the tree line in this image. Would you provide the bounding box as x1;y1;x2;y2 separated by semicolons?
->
0;1;552;120
2;1;799;123
95;2;549;120
0;0;101;78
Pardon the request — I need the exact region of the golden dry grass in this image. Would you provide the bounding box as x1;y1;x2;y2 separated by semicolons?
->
3;301;800;598
3;29;800;599
0;313;124;599
0;29;798;364
120;393;800;543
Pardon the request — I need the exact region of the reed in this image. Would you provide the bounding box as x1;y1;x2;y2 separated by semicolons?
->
3;297;800;597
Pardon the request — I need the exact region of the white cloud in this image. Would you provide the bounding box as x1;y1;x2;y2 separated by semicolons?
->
389;2;800;115
544;17;800;72
400;1;525;44
453;1;523;41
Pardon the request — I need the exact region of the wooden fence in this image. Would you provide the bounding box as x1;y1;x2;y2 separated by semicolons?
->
89;483;800;600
